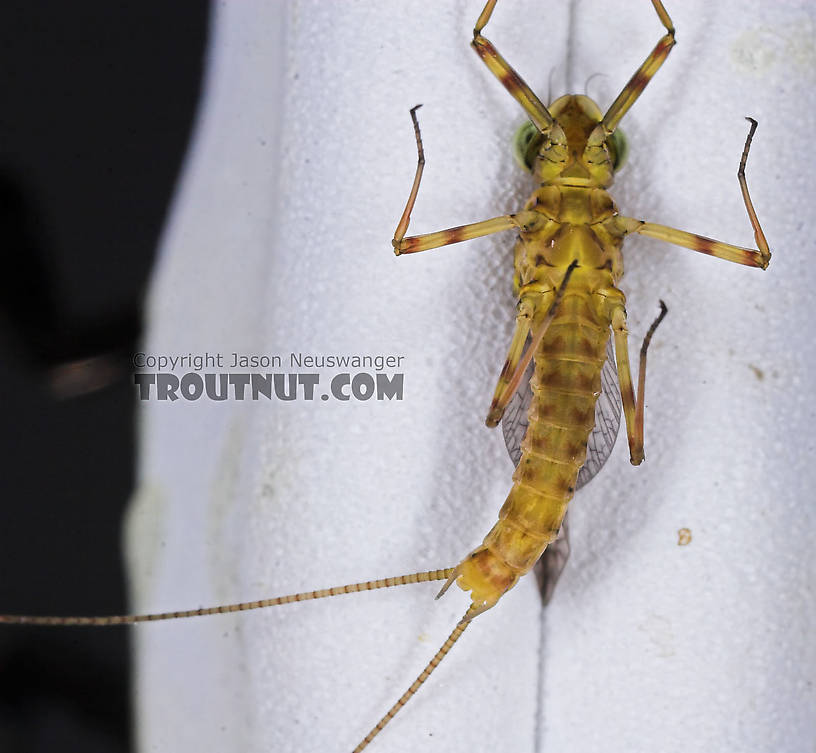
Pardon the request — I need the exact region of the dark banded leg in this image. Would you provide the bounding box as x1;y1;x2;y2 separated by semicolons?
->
393;105;530;255
606;294;668;465
486;261;578;427
395;215;523;256
471;0;555;134
602;0;675;133
484;307;532;427
614;121;771;269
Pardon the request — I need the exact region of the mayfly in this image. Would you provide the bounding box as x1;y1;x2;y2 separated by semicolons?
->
0;0;770;751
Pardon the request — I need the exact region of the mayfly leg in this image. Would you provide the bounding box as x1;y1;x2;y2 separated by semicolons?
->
486;312;531;426
606;296;669;465
601;0;675;133
471;0;555;134
486;261;580;428
614;119;771;269
392;107;531;255
471;0;674;136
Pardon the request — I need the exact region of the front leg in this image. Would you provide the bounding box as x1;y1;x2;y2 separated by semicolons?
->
470;0;555;134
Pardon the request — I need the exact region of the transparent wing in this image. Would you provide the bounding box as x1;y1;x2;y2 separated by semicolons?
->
501;336;621;487
499;355;534;468
501;335;621;604
533;515;571;606
576;337;622;489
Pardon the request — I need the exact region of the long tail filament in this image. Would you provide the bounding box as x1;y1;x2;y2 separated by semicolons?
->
0;568;455;627
352;606;478;752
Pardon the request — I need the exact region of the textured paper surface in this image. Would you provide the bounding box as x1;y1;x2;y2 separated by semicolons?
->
127;2;816;752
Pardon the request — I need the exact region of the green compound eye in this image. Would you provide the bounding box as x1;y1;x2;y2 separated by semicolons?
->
608;128;629;172
512;120;544;172
514;120;628;173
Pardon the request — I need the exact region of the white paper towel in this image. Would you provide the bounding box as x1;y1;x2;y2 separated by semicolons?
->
126;2;816;752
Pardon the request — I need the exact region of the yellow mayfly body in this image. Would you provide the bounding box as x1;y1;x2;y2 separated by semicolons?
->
0;1;775;752
378;0;769;747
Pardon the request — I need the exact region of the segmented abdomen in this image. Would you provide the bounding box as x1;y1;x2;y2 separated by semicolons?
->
454;290;611;611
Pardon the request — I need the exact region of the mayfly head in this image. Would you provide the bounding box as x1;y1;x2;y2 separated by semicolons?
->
513;94;627;188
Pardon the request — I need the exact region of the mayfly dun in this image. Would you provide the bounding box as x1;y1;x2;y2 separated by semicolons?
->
0;1;772;751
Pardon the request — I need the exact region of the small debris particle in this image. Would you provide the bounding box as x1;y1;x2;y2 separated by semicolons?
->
677;528;692;546
748;363;765;381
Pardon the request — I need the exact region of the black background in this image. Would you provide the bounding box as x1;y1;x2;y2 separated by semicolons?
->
0;3;209;751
